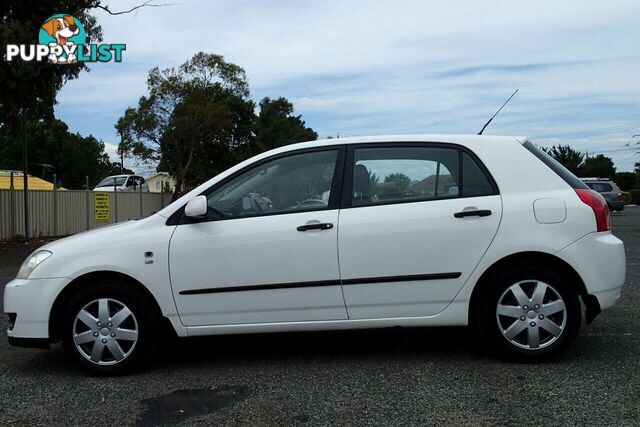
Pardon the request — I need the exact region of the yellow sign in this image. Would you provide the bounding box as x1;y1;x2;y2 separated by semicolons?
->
94;192;110;222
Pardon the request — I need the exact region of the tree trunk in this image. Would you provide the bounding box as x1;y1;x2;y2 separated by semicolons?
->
171;173;184;202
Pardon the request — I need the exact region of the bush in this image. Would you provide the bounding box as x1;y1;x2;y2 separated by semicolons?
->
630;189;640;205
620;191;632;204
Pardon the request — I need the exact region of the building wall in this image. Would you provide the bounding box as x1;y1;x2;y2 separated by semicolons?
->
147;174;176;193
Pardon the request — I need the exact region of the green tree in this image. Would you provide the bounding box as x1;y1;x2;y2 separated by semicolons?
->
253;97;318;153
543;145;584;175
0;1;158;186
116;52;255;200
579;154;616;180
0;119;126;189
0;1;103;128
614;172;638;191
384;173;411;191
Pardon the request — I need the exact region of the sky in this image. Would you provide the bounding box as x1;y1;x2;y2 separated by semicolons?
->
55;0;640;174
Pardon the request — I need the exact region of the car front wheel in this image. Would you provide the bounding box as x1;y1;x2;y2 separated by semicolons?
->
62;281;159;375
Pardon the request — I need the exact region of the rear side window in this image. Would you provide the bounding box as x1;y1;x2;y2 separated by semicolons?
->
523;141;589;189
349;145;497;207
352;146;460;206
585;182;613;193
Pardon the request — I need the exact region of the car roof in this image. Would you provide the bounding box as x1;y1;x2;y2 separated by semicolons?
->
275;134;527;150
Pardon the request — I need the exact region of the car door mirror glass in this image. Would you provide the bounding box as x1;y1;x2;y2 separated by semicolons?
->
185;195;208;218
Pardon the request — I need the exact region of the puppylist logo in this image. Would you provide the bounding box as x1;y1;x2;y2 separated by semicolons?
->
5;14;125;64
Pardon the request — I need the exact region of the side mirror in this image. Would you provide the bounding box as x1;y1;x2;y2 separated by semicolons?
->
184;195;208;218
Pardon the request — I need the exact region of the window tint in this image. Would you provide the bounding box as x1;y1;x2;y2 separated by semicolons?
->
352;147;460;206
586;182;613;193
462;152;494;197
206;150;338;219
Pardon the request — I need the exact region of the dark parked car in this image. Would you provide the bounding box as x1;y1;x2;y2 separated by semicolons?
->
581;178;625;212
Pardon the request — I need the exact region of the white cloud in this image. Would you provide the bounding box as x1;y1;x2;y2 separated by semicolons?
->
55;0;640;171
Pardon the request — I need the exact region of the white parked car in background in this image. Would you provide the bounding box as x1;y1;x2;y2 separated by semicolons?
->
4;135;626;374
93;175;149;192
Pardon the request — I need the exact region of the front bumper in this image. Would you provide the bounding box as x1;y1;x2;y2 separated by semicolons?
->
4;277;70;340
557;231;625;312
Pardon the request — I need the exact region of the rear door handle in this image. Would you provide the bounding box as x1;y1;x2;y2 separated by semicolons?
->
454;209;492;218
297;223;334;231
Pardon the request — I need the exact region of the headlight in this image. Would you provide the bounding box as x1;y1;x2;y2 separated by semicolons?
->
16;250;52;279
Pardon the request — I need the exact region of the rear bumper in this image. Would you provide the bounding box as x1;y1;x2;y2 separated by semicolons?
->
557;231;625;311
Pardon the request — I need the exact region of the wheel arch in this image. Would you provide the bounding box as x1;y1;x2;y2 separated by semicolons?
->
469;251;600;325
48;270;171;343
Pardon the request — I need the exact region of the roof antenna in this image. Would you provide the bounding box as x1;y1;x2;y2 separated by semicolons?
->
477;89;519;135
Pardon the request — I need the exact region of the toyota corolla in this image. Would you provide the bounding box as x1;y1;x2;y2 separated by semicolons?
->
4;135;625;374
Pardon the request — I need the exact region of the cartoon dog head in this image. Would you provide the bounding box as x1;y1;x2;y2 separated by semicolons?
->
41;16;79;45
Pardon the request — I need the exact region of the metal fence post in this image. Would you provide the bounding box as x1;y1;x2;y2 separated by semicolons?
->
113;177;118;223
9;172;15;238
53;173;58;236
23;170;30;240
139;180;143;217
86;176;90;231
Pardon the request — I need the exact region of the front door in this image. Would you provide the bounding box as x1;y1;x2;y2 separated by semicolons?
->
169;147;348;326
338;143;502;319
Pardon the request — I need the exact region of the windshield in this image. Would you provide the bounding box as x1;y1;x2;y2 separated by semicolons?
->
96;176;127;187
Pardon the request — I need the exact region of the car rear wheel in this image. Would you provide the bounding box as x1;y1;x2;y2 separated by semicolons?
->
476;266;581;361
62;281;159;375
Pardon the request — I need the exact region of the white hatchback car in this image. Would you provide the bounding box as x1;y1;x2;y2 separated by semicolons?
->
4;135;626;374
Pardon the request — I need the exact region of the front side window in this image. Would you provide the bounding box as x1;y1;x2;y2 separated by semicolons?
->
205;150;338;219
352;147;460;206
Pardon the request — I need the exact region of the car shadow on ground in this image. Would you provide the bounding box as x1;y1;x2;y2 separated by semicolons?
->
12;326;482;375
14;320;609;377
163;326;481;363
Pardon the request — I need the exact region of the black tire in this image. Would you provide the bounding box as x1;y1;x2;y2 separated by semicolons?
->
475;265;581;361
61;280;160;375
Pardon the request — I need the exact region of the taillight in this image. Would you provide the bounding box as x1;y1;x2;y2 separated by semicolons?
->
575;188;610;232
617;192;624;201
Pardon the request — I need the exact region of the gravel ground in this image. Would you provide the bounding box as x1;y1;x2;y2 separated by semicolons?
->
0;208;638;426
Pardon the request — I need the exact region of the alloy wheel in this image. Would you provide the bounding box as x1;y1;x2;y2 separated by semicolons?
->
72;298;139;365
496;280;567;350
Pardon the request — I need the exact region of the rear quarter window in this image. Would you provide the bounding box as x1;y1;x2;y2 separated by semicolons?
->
462;152;495;197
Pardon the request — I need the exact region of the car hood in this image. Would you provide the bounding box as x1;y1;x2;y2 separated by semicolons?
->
38;216;155;254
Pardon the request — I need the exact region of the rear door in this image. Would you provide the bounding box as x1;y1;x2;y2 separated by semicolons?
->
337;143;502;319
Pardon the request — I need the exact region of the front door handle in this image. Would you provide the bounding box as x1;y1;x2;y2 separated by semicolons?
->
297;223;334;232
454;209;492;218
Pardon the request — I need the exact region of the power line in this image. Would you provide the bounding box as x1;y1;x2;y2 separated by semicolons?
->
534;123;639;140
